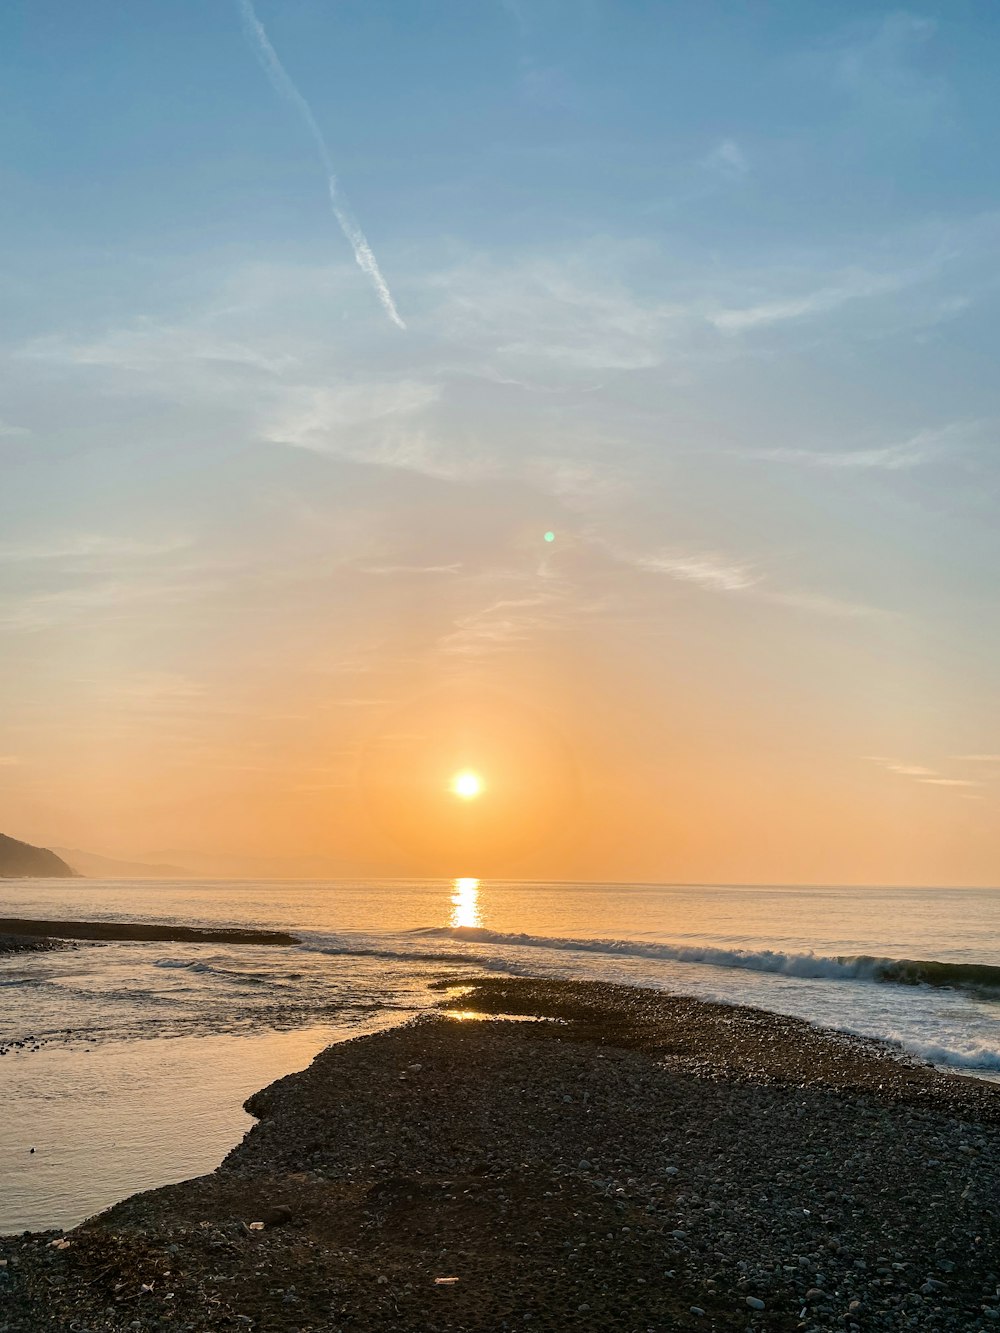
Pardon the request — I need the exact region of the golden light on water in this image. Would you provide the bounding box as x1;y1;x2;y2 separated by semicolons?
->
450;876;482;928
450;770;483;800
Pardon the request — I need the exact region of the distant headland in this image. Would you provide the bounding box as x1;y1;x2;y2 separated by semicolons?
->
0;832;76;879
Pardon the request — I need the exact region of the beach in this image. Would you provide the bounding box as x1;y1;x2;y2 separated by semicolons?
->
3;977;999;1332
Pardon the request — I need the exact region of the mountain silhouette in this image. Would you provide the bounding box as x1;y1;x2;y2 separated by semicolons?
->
0;833;77;878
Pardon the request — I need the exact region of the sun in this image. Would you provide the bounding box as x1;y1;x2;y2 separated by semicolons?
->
450;770;483;800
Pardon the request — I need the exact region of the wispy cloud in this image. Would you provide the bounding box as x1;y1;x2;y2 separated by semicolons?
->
953;754;1000;764
0;534;193;564
359;562;463;577
737;442;920;471
0;419;30;438
0;575;223;633
734;423;979;471
264;380;438;448
702;138;750;182
259;381;474;481
425;254;678;376
868;756;982;789
630;549;760;593
238;0;405;330
440;591;564;657
20;324;293;376
824;11;948;127
610;542;884;618
711;268;906;334
763;590;886;619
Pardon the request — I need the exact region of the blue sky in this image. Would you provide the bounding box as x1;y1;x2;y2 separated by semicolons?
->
1;1;998;881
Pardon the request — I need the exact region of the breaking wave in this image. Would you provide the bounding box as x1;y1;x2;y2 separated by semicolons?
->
418;927;1000;997
887;1035;1000;1072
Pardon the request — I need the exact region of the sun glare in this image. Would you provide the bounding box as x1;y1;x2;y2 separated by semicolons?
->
450;877;482;928
451;770;483;799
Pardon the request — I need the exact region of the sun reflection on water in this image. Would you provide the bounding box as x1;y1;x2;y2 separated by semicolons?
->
450;877;482;928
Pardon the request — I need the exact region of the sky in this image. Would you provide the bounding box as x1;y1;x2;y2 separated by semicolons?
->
1;0;998;883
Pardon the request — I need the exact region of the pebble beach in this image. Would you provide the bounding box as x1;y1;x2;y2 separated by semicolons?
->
2;976;999;1332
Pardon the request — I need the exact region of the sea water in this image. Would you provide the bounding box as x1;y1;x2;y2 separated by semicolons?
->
2;877;999;1232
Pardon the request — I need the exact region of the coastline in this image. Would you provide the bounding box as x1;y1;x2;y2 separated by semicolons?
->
3;978;999;1330
0;917;299;949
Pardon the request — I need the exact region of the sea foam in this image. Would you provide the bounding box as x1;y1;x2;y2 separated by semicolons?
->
419;927;1000;997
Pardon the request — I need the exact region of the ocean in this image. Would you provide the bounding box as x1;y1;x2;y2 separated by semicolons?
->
2;876;999;1234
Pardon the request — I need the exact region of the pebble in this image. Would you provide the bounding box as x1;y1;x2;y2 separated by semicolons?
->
746;1295;765;1309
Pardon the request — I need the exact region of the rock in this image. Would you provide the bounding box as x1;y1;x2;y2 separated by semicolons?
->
804;1287;826;1302
746;1295;765;1310
261;1203;294;1227
689;1307;705;1318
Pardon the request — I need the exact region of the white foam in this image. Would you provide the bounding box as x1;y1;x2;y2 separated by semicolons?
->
435;927;883;981
890;1034;1000;1071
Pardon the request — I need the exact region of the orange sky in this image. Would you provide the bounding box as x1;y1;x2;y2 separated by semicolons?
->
2;544;997;883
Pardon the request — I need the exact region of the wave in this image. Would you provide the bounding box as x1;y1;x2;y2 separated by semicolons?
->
417;927;1000;996
889;1035;1000;1072
153;957;267;985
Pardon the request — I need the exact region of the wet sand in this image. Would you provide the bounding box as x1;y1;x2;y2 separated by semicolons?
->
2;977;999;1331
0;917;298;948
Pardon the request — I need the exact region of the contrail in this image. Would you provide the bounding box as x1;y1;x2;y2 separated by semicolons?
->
238;0;406;330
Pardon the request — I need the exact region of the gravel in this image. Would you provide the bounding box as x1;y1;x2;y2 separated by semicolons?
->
2;976;999;1332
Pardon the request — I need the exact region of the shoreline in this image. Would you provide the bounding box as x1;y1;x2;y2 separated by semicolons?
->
3;977;1000;1330
0;916;299;950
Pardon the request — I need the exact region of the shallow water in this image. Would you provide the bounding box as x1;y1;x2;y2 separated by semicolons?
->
0;1025;368;1234
2;877;999;1231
